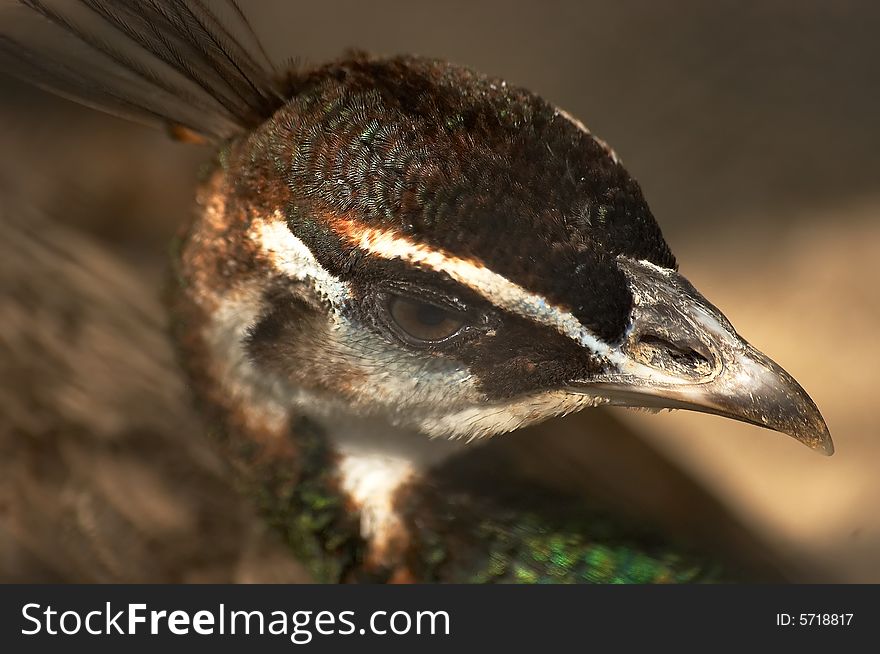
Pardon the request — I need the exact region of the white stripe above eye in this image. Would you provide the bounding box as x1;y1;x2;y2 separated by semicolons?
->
251;216;350;304
332;218;624;362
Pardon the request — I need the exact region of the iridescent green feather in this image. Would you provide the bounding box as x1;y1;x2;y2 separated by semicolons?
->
400;487;728;584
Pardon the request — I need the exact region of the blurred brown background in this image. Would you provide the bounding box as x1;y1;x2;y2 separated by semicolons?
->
0;1;877;581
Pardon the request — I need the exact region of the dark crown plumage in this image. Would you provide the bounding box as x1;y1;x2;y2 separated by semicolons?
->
270;54;676;343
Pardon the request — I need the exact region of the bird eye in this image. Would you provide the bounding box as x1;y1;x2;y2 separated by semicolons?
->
386;295;467;343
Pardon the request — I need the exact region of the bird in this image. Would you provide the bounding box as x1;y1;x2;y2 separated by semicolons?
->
0;0;832;583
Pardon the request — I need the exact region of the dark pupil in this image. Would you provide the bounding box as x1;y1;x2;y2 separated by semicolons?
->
416;303;448;326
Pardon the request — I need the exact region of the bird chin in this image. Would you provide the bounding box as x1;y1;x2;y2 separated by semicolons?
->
410;390;609;443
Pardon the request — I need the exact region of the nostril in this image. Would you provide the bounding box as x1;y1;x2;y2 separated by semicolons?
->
639;334;709;367
632;334;714;379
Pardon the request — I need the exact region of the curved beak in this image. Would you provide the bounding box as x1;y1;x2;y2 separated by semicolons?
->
572;258;833;455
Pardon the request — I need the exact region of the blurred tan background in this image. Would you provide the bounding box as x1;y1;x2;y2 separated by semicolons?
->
0;1;877;581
